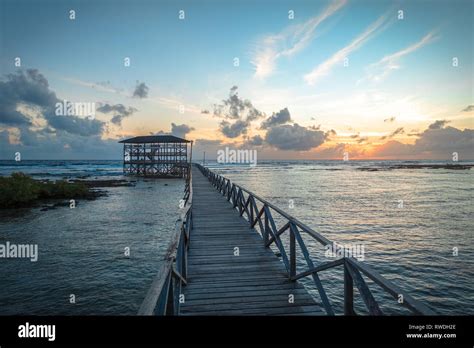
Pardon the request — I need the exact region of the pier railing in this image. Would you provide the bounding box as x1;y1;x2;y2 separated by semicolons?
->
195;164;434;316
138;166;192;315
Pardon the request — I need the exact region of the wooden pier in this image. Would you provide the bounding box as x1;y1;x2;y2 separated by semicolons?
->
139;164;434;316
179;169;322;315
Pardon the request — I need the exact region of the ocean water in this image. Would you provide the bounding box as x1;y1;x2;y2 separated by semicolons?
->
0;160;472;315
0;160;183;315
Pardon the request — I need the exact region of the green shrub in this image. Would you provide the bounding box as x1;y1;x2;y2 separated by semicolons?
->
0;172;40;208
39;180;89;199
0;172;90;208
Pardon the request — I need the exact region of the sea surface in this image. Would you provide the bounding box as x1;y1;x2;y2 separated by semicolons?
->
0;160;183;315
0;160;472;315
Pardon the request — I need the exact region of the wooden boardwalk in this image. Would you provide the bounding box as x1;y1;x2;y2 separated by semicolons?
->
138;164;434;316
179;167;324;315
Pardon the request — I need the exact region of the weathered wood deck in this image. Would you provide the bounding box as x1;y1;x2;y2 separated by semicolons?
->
179;167;323;315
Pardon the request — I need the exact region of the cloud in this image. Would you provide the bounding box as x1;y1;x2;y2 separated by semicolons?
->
171;123;194;138
219;119;249;138
428;119;450;130
346;132;369;144
192;138;230;160
371;140;413;157
155;123;195;139
415;126;473;153
384;116;396;123
372;122;474;159
212;86;265;138
246;134;264;146
201;109;210;114
214;86;264;121
0;126;121;160
97;103;138;126
252;0;347;79
361;31;438;83
194;139;223;148
304;12;391;85
325;129;337;138
0;69;128;159
260;107;292;129
380;127;405;140
0;69;105;136
408;130;421;136
110;115;125;125
462;105;474;112
0;130;12;158
133;82;149;98
313;143;354;159
45;114;104;136
0;69;55;126
97;103;136;115
265;123;326;151
0;105;33;126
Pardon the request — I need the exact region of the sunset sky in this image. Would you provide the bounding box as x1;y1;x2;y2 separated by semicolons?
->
0;0;472;160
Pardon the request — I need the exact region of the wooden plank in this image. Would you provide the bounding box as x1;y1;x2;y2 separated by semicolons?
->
183;283;305;294
187;250;273;257
178;166;321;316
182;297;317;310
186;277;291;286
181;302;320;313
187;274;289;282
181;304;323;316
188;267;286;276
188;259;281;267
185;277;295;287
184;289;312;301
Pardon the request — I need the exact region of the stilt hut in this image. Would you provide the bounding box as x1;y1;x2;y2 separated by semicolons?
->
119;135;192;178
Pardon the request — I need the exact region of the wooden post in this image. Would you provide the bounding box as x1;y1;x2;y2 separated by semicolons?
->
264;206;269;246
189;141;193;179
232;185;237;208
237;190;241;213
344;260;355;315
250;198;254;226
181;228;187;281
123;144;126;174
289;224;296;280
165;276;175;315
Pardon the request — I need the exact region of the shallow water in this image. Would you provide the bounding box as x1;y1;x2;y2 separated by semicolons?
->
0;161;183;315
0;160;472;315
